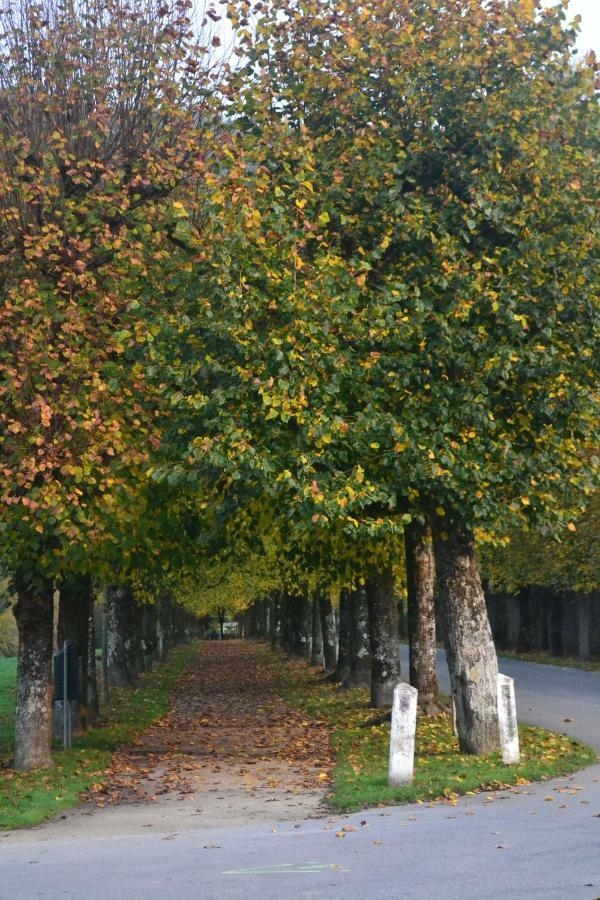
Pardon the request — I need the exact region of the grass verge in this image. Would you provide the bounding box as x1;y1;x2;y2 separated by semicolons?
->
261;646;597;813
498;649;600;674
0;643;198;830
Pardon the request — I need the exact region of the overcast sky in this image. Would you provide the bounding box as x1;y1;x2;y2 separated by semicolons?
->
556;0;598;52
217;2;598;56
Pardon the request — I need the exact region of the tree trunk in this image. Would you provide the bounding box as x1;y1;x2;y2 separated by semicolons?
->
86;606;100;721
346;588;371;689
335;590;352;683
529;587;549;651
289;592;311;659
405;521;439;708
143;604;158;668
270;593;282;650
578;594;592;662
105;585;133;687
156;598;167;661
310;597;325;668
302;593;312;660
13;577;55;771
279;594;291;653
58;575;99;730
547;593;563;656
128;601;145;676
101;602;109;703
366;567;401;707
319;591;338;671
506;594;521;649
431;516;499;754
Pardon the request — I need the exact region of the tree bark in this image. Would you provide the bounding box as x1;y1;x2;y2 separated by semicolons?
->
346;588;371;689
142;604;158;668
335;590;352;683
547;593;563;656
431;516;499;754
366;567;401;707
101;601;109;702
128;601;145;676
318;591;338;671
506;594;521;649
405;521;439;708
310;596;325;668
13;577;55;770
58;575;99;729
578;594;592;662
105;585;134;687
86;606;100;721
289;592;311;659
270;593;282;650
279;594;291;653
156;597;168;661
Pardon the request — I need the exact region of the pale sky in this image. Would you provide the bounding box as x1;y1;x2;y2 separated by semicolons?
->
557;0;599;52
217;2;598;55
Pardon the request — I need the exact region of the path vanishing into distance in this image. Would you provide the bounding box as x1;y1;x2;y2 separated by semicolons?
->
1;643;599;900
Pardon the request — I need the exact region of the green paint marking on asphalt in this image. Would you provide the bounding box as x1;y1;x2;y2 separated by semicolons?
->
223;862;348;875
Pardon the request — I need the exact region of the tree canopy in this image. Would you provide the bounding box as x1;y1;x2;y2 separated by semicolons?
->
152;0;599;549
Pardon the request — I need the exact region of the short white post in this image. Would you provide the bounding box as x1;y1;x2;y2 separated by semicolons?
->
388;683;418;787
452;696;458;737
497;673;520;765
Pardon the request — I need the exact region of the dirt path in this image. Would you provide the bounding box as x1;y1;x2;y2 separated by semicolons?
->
5;642;334;842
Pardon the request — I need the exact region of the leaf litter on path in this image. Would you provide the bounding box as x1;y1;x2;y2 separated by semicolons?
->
86;642;335;824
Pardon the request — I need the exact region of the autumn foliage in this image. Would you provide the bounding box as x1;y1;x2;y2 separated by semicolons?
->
0;0;597;770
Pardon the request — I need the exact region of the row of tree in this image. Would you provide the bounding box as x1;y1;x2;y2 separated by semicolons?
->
0;0;597;770
240;563;440;717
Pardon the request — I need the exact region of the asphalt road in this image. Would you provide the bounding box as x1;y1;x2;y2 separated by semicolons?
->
2;650;599;900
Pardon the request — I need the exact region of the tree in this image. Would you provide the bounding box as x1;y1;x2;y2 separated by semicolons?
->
481;492;600;595
159;0;598;751
0;0;221;769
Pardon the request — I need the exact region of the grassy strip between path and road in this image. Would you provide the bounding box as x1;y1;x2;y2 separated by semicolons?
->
498;650;600;674
261;645;597;813
0;643;199;830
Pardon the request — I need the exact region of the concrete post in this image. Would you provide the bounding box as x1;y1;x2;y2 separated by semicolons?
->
497;673;520;765
388;682;418;787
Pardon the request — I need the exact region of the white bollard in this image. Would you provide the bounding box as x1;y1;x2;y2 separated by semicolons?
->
388;682;418;788
497;673;520;765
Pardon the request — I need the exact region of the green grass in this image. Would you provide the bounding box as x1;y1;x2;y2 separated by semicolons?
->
262;647;597;813
0;643;198;830
498;649;600;673
0;657;18;758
